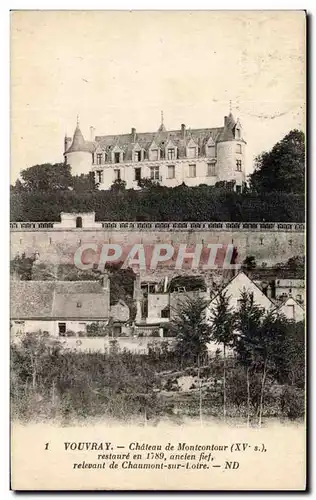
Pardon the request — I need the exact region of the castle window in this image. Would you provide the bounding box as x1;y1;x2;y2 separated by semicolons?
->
167;148;175;160
168;165;175;179
114;152;120;164
207;163;216;176
151;149;158;161
236;160;242;171
150;166;160;180
76;217;82;228
114;169;121;181
187;147;197;158
188;164;196;178
134;167;141;182
236;144;242;154
207;145;216;157
134;151;142;162
97;153;102;165
96;170;103;184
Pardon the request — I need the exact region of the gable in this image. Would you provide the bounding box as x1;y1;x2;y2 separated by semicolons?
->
208;272;274;314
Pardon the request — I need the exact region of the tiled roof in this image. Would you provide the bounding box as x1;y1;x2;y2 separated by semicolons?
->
11;281;109;320
66;125;95;154
65;113;244;155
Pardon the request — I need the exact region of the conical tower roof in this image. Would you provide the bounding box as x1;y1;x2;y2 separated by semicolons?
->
66;118;95;153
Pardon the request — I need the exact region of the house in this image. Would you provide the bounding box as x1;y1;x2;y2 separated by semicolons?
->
276;297;305;322
10;277;110;338
274;279;305;305
64;110;246;191
206;271;274;321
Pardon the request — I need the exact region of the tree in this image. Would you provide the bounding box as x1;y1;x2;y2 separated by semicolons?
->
210;291;236;421
137;178;161;191
235;291;265;426
171;295;211;365
72;173;97;192
242;256;256;272
249;313;288;427
18;163;73;192
249;130;305;193
110;179;126;193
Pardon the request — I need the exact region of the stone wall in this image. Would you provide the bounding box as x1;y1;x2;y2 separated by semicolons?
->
11;226;305;273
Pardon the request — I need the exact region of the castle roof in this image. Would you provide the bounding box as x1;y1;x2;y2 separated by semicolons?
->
65;124;95;154
65;112;245;155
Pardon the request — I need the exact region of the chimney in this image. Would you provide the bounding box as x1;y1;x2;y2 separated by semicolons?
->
181;123;186;139
90;126;96;141
64;135;72;153
131;127;136;142
103;272;109;292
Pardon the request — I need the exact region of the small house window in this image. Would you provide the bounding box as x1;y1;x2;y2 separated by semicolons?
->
236;160;242;171
76;217;82;228
207;163;216;176
113;325;122;337
287;305;295;319
161;307;170;318
134;167;141;182
58;322;67;336
168;165;175;179
188;164;196;178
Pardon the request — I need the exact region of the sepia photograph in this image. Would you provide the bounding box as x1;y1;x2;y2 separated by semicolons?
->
10;10;306;491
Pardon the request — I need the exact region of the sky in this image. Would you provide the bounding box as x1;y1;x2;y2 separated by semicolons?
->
10;10;305;183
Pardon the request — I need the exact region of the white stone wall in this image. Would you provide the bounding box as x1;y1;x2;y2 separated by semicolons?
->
67;151;93;176
93;158;230;190
217;141;245;185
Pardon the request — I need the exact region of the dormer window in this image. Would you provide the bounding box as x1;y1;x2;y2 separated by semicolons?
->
207;145;216;157
187;147;197;158
150;149;159;161
114;152;120;163
236;160;242;172
167;148;175;160
97;153;102;165
134;151;142;162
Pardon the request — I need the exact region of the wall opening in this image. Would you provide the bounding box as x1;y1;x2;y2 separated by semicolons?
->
76;217;83;228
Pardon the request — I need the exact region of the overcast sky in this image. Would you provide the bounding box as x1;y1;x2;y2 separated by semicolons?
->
11;10;305;183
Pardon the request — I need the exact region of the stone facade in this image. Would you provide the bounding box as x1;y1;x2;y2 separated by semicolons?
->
64;112;246;190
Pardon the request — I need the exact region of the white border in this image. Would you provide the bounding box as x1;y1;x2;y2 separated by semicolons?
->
1;3;313;499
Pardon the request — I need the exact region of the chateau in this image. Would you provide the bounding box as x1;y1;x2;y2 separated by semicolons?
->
64;111;246;191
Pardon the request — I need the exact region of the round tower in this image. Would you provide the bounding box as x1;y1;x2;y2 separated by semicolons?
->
216;111;246;190
64;117;94;176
